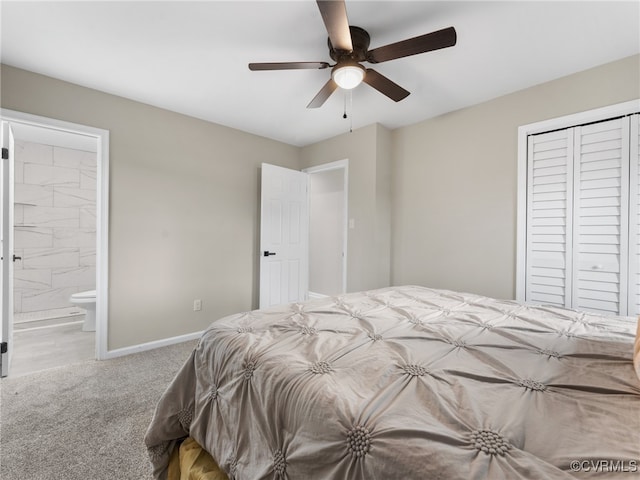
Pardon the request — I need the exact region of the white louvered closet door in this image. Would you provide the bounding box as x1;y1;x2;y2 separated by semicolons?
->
629;114;640;316
525;129;574;308
572;118;629;316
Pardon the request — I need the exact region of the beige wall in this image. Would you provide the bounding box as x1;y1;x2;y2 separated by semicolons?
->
391;54;640;300
1;65;300;350
300;123;392;292
375;125;392;289
2;53;638;350
308;168;345;295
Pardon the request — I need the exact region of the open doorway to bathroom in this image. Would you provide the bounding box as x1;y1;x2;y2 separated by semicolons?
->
11;135;96;376
1;112;108;378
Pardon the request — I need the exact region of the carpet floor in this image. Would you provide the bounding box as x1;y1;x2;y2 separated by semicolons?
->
0;340;197;480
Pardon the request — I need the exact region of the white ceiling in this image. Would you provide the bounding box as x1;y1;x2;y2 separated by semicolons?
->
1;1;639;147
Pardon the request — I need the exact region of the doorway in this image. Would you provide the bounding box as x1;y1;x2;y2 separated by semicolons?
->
304;160;348;297
0;110;109;377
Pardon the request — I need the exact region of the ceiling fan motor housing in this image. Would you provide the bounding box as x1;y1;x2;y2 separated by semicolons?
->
328;26;371;63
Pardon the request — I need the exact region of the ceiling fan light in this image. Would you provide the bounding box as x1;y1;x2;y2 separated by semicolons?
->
332;64;365;89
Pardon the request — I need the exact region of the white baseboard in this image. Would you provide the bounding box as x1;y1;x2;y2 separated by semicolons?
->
308;291;329;300
103;330;204;360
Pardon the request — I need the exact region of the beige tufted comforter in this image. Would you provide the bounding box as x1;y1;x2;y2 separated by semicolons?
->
145;286;640;479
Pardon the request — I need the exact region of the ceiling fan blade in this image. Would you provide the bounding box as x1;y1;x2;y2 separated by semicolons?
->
307;79;338;108
363;69;410;102
249;62;331;71
316;0;353;52
367;26;457;64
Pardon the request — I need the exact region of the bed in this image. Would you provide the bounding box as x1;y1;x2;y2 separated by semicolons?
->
145;285;640;479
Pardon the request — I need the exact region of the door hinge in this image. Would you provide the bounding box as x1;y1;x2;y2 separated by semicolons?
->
1;148;8;160
0;342;7;354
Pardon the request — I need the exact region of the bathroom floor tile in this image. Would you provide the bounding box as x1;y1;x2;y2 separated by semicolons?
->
8;316;95;377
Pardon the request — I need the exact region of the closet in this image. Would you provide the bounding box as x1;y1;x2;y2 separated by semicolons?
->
522;112;639;317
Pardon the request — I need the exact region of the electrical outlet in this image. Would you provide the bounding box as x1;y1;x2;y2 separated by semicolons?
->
193;299;202;311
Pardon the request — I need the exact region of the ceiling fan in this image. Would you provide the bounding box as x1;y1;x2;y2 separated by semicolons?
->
248;0;457;108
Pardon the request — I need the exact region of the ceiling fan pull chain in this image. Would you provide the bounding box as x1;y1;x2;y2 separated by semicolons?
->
343;91;348;119
349;90;353;133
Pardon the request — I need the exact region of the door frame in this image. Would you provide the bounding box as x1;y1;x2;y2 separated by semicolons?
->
303;159;349;295
0;108;110;362
1;121;15;376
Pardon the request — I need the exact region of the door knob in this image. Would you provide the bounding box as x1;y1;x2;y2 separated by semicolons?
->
263;251;276;257
13;254;22;262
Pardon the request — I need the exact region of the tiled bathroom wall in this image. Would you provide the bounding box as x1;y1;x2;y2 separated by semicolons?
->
13;140;97;320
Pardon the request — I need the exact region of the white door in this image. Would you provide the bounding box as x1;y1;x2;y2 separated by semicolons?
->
1;122;15;377
259;163;309;308
525;128;574;308
524;115;638;317
572;118;629;316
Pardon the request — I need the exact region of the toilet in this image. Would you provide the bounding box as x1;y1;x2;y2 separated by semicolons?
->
69;290;97;332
